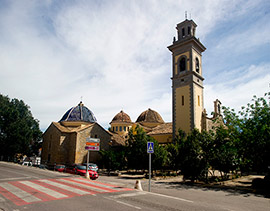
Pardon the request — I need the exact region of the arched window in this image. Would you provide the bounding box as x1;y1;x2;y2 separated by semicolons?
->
179;57;186;72
195;57;200;73
182;27;185;37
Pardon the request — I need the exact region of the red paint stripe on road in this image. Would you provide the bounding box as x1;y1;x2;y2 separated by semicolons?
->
9;181;55;202
0;185;29;206
34;180;82;198
53;178;100;194
62;178;121;193
76;178;133;191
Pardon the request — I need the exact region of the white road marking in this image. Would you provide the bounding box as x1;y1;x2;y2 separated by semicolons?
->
19;181;67;199
39;179;90;195
0;183;41;203
71;178;122;190
116;200;142;209
104;196;141;210
60;179;108;192
0;195;6;202
111;191;146;198
0;177;31;181
148;191;194;203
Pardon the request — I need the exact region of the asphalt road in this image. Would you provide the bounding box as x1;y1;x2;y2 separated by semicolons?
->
0;162;269;211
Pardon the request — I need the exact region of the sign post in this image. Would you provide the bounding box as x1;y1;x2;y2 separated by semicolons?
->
147;142;154;192
85;138;100;179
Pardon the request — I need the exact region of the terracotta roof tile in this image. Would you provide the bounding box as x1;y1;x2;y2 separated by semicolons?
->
147;122;172;135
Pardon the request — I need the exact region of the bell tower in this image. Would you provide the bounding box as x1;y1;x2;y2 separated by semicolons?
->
168;19;206;137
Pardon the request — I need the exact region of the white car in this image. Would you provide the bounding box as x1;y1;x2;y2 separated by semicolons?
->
83;163;98;172
22;161;32;166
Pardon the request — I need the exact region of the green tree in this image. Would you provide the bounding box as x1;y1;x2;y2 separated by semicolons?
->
0;95;42;160
222;92;270;173
125;125;151;170
125;125;168;171
151;140;168;171
177;129;209;182
209;126;238;179
99;146;126;172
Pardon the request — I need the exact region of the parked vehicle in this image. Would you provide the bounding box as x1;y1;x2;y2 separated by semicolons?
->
22;161;32;166
54;164;65;172
39;164;48;169
65;164;76;174
83;163;98;172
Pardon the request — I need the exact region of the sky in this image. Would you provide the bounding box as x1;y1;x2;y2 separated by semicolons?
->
0;0;269;131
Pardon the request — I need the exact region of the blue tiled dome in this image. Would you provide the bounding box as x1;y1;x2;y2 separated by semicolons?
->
59;102;97;123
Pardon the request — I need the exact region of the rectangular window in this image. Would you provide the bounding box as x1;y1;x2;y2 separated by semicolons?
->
182;27;185;37
182;96;184;106
116;126;118;131
119;126;122;131
188;26;191;35
198;95;200;106
124;126;126;131
112;126;114;131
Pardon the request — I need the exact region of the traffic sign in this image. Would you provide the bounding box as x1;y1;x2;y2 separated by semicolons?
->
147;142;154;153
85;138;100;151
85;146;100;151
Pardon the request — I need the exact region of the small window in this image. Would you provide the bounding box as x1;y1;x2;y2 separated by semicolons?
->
182;27;185;37
112;126;114;131
198;95;200;106
124;126;126;131
196;58;200;73
182;96;184;106
188;26;191;35
119;126;122;131
179;58;186;72
116;126;118;131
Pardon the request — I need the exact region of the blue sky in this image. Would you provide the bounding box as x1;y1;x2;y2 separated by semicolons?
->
0;0;269;131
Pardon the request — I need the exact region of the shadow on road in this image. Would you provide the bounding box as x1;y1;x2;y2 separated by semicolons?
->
154;180;270;198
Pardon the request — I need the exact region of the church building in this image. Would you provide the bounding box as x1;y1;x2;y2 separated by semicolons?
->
42;102;111;166
41;18;224;166
168;18;223;138
109;109;172;145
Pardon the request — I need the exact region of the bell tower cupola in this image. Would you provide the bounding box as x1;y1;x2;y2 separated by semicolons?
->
168;18;206;137
176;19;197;42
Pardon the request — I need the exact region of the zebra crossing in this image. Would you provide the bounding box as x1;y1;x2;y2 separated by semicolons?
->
0;177;132;206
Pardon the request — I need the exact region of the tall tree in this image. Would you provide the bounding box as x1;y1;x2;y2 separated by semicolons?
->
0;95;42;160
222;92;270;173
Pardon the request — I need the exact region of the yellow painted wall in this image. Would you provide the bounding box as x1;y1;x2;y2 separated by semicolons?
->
194;84;203;131
111;122;132;136
174;51;190;75
151;134;172;144
175;85;191;134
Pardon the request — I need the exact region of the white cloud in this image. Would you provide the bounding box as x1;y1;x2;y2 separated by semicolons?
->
0;0;269;131
204;63;270;115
